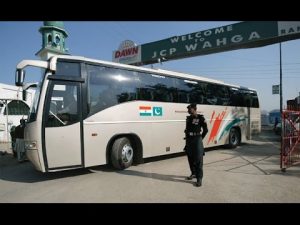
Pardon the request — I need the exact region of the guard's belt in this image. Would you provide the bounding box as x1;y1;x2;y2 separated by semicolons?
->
188;132;201;136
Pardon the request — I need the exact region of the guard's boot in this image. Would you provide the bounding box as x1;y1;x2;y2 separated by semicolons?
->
196;179;202;187
185;174;196;180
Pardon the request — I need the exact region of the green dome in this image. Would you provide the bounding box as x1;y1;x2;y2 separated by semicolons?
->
43;21;64;29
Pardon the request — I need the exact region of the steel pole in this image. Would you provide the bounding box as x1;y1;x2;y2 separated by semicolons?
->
280;42;283;114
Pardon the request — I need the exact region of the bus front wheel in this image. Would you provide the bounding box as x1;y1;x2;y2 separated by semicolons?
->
228;128;240;148
111;137;133;169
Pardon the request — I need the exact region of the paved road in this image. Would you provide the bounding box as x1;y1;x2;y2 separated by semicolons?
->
1;129;299;203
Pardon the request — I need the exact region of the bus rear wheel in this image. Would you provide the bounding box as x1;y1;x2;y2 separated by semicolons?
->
228;128;240;148
111;137;133;169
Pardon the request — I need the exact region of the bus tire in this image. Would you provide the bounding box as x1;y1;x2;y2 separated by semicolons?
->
111;137;133;170
228;128;240;148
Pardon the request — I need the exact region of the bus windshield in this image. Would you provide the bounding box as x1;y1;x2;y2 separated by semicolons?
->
27;69;45;123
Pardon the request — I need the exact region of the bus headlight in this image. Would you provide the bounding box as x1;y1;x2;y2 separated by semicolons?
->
0;123;5;131
25;141;37;150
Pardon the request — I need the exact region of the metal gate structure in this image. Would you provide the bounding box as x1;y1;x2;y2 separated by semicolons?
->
281;109;300;171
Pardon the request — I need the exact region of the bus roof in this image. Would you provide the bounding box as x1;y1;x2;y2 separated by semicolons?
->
47;55;256;92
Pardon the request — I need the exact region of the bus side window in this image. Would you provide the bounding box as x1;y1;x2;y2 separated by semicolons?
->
138;87;153;101
206;83;217;105
176;79;191;103
218;86;230;106
230;88;240;107
177;91;189;103
252;96;259;108
153;84;170;102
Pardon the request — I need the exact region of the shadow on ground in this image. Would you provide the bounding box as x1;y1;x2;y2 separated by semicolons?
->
1;129;297;183
0;153;92;183
116;169;194;184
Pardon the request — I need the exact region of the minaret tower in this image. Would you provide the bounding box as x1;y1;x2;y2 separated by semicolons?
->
36;21;69;60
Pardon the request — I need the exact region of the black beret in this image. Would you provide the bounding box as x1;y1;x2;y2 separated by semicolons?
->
187;103;197;109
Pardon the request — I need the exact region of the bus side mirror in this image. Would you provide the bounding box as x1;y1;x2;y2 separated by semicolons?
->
22;83;37;101
15;69;25;86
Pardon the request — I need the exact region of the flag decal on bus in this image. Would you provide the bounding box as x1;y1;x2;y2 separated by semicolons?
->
139;106;163;116
139;106;152;116
153;107;162;116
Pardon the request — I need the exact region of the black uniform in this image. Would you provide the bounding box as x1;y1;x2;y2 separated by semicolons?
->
185;114;208;181
14;125;24;139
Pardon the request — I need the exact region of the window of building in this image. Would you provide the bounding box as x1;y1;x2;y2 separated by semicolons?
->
47;34;52;45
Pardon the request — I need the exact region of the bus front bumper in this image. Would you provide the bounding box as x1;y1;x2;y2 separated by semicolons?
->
26;149;43;172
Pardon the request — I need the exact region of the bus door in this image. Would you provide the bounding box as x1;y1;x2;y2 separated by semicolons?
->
247;105;251;139
246;98;251;140
43;79;84;171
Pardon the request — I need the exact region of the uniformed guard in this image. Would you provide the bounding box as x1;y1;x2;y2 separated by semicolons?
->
184;103;208;187
15;119;26;162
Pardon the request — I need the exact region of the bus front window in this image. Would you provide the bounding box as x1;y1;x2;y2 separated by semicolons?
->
27;69;45;123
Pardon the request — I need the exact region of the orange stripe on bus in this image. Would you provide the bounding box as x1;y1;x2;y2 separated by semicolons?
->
139;106;151;110
210;110;215;124
207;109;227;145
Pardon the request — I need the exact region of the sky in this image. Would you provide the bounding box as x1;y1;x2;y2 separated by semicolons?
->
1;21;300;112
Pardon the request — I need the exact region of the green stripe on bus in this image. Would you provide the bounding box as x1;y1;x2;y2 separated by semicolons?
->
140;113;152;116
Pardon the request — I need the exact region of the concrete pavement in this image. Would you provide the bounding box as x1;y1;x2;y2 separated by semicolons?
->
1;128;299;202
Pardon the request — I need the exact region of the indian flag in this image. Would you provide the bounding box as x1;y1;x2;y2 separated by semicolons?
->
139;106;152;116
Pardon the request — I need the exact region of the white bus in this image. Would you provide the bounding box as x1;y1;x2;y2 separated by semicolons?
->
15;55;261;172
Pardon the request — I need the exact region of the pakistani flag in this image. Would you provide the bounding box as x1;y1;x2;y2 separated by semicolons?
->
153;107;163;116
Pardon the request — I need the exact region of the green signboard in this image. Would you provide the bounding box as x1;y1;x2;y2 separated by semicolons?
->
272;85;280;94
123;21;300;65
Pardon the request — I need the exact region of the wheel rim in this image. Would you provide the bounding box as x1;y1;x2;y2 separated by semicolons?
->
121;144;133;163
